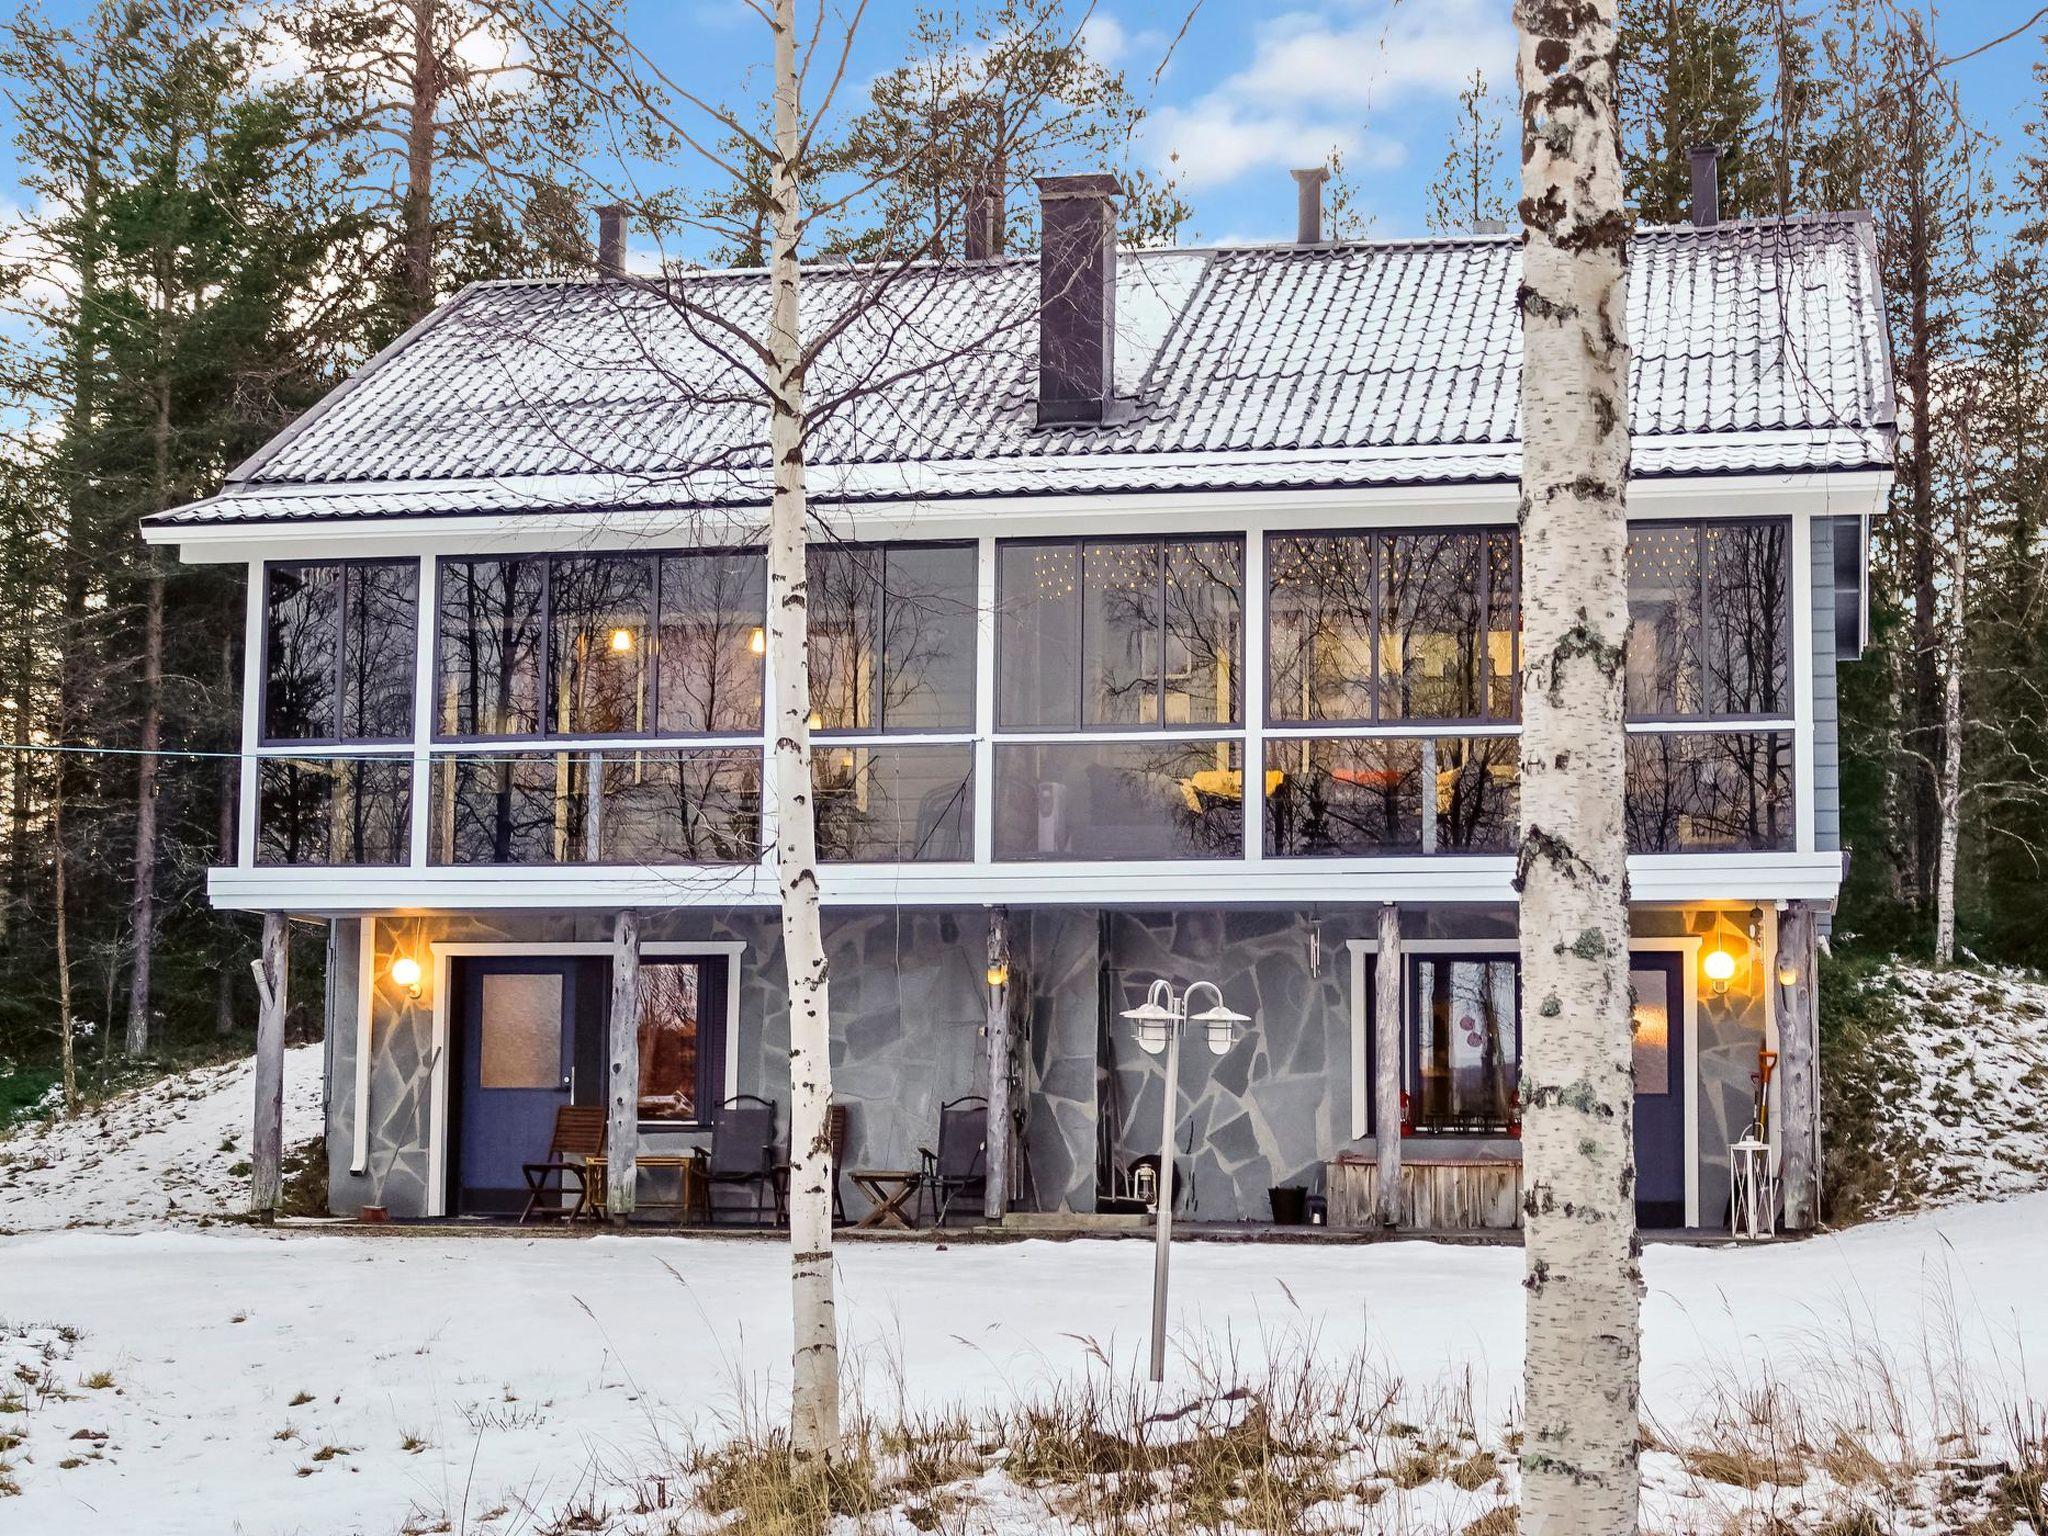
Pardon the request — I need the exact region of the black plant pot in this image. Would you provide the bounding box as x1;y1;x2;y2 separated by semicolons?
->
1268;1185;1308;1225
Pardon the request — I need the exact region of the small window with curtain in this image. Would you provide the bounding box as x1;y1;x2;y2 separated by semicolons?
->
263;560;418;743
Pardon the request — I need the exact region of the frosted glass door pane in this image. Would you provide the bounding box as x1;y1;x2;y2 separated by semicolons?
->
1631;968;1671;1096
479;973;564;1089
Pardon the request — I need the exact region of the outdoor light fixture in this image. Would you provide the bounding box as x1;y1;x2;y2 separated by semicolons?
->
1777;959;1800;988
749;626;766;656
608;627;636;654
1703;946;1737;994
1118;976;1254;1382
389;954;423;999
986;960;1010;989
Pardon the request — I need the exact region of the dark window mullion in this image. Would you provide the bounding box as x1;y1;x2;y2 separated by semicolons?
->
1696;524;1713;722
1155;541;1167;727
332;563;351;745
1369;534;1383;725
1073;537;1087;733
875;546;888;735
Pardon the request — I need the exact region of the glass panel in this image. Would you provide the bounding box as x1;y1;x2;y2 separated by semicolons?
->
1380;531;1486;721
1485;531;1518;719
656;552;764;734
599;749;761;864
1162;540;1241;725
547;556;653;735
1625;730;1794;852
1264;736;1516;855
1627;525;1705;717
478;972;564;1089
879;545;976;730
1266;533;1376;724
637;963;703;1122
815;744;972;861
1412;957;1518;1134
263;565;340;741
993;739;1243;860
1083;540;1161;725
1264;737;1421;855
1430;735;1519;852
997;543;1080;729
438;559;545;737
430;753;590;864
256;757;411;865
341;564;418;739
1631;967;1672;1096
1704;520;1789;716
809;546;881;731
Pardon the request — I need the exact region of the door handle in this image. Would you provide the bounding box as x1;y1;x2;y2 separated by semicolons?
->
560;1076;572;1092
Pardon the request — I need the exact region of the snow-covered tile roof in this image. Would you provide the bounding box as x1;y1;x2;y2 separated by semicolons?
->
154;215;1893;528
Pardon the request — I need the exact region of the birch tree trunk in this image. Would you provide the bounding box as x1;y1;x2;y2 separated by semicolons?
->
1934;504;1966;966
767;0;840;1461
1374;902;1403;1228
1514;4;1640;1533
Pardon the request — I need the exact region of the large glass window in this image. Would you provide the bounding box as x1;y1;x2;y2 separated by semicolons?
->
437;551;764;740
428;749;760;865
993;740;1244;860
263;561;417;742
637;962;719;1124
256;757;411;865
998;537;1242;729
1410;956;1519;1135
809;543;975;732
1625;730;1794;852
1267;529;1516;725
816;744;973;861
1265;736;1517;856
1626;519;1790;719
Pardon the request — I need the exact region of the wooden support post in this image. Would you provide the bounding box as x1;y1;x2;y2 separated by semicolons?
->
606;909;642;1222
1776;902;1820;1230
1375;902;1404;1228
983;908;1012;1222
250;912;289;1219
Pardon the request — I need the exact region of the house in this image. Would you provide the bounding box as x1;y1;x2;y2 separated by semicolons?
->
143;167;1893;1231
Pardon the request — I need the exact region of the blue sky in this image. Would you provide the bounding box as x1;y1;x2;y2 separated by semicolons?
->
0;0;2039;247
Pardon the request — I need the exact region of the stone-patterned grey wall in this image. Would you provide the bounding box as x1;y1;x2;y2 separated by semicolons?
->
1020;909;1102;1213
328;906;989;1219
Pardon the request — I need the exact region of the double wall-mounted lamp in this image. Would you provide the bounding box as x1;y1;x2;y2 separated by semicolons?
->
389;954;423;999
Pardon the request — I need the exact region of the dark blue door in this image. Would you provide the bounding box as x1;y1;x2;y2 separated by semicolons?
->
456;959;577;1214
1630;952;1687;1228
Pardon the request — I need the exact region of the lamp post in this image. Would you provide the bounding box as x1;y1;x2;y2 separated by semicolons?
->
1120;977;1250;1383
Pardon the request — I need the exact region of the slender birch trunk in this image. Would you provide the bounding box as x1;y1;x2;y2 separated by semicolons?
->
766;0;840;1461
1513;4;1640;1533
1934;498;1966;966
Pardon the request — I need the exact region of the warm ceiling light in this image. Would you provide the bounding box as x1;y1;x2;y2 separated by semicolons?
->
748;626;766;656
389;955;423;998
609;627;635;654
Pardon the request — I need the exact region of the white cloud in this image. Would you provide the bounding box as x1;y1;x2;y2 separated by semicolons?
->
1140;0;1513;191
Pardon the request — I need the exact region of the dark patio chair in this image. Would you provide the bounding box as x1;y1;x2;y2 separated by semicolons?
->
520;1105;607;1224
917;1095;987;1226
690;1094;780;1227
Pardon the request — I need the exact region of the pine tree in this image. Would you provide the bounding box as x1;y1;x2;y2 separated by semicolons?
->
1619;0;1772;221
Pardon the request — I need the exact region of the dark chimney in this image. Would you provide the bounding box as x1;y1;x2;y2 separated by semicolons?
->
597;204;627;276
1036;173;1122;426
1291;167;1330;244
964;180;997;262
1687;144;1722;228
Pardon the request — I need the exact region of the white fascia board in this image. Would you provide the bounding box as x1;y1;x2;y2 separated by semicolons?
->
207;850;1846;916
146;469;1893;564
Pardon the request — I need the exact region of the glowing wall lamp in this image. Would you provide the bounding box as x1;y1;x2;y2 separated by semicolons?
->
389;954;423;999
985;960;1010;989
1702;945;1737;995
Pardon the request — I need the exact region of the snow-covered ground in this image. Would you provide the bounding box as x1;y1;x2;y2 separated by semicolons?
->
0;1046;324;1231
2;1202;2044;1535
1854;962;2048;1211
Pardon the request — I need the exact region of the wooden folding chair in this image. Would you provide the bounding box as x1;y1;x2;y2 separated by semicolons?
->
520;1105;607;1223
